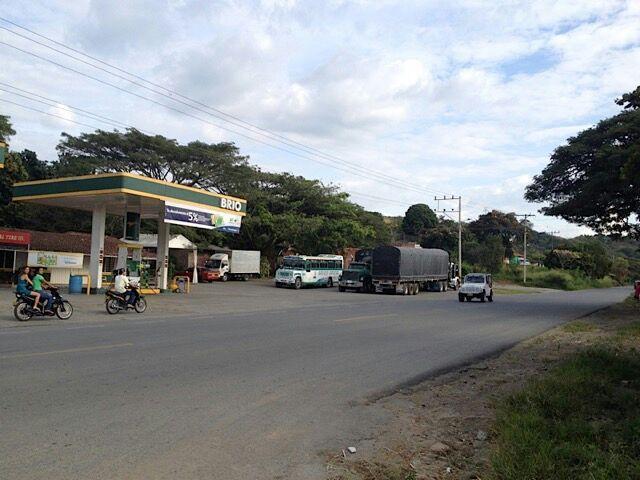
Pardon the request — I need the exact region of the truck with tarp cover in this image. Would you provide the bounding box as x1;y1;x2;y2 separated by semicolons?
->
371;246;450;295
338;248;373;293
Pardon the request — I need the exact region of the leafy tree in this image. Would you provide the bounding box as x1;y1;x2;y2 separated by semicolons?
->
420;221;458;252
401;204;437;236
610;257;629;284
0;114;15;142
526;86;640;237
57;129;254;195
468;210;521;259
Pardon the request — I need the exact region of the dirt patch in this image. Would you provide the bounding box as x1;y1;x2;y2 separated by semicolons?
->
326;297;639;480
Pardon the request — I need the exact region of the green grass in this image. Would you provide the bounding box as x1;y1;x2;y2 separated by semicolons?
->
562;320;597;333
617;321;640;340
490;348;640;480
494;267;617;291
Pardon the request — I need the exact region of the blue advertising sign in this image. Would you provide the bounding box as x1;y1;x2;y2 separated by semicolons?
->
164;203;241;233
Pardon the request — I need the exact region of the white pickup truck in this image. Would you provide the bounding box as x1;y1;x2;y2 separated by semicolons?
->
458;273;494;302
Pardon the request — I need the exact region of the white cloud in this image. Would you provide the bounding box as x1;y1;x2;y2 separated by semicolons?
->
0;0;638;237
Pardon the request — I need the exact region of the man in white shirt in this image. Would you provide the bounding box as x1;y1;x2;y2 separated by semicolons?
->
113;268;130;295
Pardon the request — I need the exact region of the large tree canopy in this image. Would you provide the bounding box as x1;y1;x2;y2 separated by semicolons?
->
401;203;437;236
57;129;255;195
525;86;640;237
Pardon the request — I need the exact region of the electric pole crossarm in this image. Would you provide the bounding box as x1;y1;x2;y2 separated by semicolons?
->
435;195;462;284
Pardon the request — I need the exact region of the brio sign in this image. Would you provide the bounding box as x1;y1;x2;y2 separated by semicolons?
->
220;198;243;212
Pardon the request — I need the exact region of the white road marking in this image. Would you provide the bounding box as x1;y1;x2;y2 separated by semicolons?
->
334;313;399;323
0;342;134;359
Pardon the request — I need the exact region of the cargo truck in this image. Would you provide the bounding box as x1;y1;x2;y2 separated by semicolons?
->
371;246;450;295
338;249;373;293
204;250;260;281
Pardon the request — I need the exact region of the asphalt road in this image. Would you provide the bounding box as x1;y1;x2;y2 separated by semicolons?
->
0;284;629;479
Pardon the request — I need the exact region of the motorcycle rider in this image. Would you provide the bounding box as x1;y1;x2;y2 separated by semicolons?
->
113;268;138;306
16;266;42;312
32;267;54;314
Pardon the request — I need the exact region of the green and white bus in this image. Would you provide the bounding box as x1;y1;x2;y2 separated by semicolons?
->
275;254;344;289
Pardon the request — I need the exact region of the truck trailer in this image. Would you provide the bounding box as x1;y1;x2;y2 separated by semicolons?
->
371;246;450;295
204;250;261;281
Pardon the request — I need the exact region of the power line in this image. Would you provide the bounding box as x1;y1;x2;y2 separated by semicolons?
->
0;21;456;199
0;82;418;209
0;82;139;132
0;97;103;130
2;38;450;202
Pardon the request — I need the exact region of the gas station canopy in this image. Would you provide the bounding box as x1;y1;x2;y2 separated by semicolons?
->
12;172;248;290
13;172;246;223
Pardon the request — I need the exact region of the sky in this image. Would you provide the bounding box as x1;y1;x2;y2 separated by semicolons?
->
1;0;639;237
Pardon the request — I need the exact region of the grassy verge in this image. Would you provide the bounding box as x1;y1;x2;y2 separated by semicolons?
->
495;266;617;290
493;287;540;295
490;309;640;479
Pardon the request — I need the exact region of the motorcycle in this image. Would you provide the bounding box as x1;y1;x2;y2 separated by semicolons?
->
14;287;74;322
105;285;147;314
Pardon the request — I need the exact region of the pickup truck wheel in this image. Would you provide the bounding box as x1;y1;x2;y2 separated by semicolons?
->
458;294;464;302
480;292;486;303
294;277;302;289
488;291;494;302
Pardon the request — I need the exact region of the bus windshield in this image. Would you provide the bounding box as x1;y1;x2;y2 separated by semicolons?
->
283;258;306;270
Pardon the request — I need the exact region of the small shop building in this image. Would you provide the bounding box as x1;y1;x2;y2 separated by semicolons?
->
0;228;120;285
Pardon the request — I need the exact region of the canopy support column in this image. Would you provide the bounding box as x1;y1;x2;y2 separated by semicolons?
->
89;205;106;291
192;249;198;284
157;218;170;291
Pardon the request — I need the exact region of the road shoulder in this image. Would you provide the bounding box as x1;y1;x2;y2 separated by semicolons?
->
326;295;640;480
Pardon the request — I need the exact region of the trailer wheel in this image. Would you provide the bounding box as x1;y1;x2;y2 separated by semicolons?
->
402;284;409;295
413;283;419;295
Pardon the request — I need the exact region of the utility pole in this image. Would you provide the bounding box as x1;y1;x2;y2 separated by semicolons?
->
435;195;462;283
516;214;535;283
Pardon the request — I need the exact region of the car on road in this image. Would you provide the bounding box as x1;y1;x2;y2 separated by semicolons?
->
458;273;493;302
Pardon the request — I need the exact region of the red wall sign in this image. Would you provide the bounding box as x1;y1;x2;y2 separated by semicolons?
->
0;230;31;246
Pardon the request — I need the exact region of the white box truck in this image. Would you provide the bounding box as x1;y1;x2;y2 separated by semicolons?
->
205;250;260;281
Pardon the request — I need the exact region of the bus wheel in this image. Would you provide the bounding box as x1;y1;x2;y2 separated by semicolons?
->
294;277;302;290
327;277;333;288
